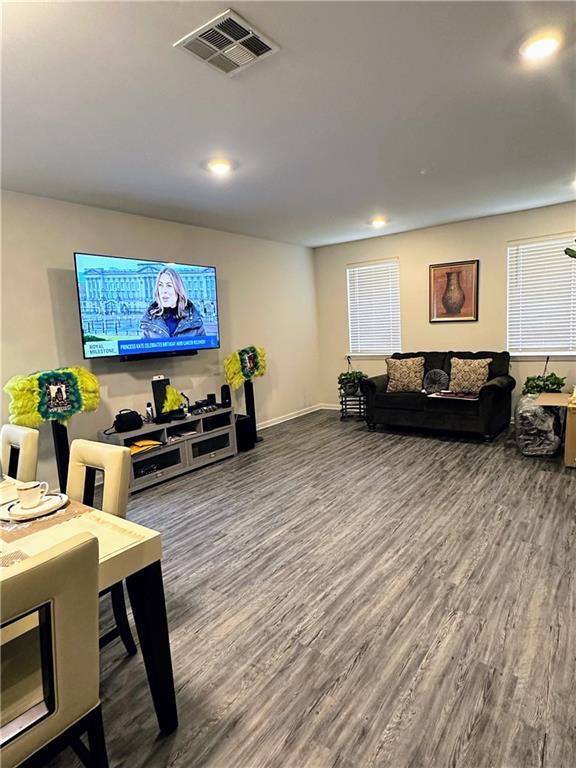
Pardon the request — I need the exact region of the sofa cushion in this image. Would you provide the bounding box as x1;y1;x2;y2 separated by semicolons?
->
448;351;510;379
425;395;480;418
386;357;425;392
375;392;428;411
449;357;492;393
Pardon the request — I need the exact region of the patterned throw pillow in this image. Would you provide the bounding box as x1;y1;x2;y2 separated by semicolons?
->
449;358;492;394
386;357;425;392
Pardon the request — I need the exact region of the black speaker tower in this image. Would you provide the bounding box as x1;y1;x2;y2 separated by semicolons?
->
244;380;263;443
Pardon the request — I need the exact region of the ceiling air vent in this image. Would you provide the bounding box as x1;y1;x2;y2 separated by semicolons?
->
173;9;278;77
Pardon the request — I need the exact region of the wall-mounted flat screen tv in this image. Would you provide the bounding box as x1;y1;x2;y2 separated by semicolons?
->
74;253;220;360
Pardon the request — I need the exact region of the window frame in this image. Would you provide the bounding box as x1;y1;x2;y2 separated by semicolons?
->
346;258;402;358
507;233;576;359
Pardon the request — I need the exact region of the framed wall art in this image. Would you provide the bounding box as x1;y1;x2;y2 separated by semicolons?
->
429;260;479;322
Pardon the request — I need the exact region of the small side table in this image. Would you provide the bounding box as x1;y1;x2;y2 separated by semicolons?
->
536;393;576;468
339;390;366;420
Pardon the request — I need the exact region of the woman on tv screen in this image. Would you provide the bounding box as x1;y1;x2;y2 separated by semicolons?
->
140;267;206;338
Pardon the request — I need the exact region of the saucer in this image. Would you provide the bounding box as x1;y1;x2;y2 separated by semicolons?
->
1;493;69;522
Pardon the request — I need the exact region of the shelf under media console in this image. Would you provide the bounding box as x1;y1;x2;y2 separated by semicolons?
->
97;407;237;492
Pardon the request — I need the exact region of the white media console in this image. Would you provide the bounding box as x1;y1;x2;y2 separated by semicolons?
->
97;407;237;492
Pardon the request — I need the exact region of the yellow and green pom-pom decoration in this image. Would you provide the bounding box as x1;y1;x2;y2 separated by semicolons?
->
4;367;100;427
162;385;184;414
224;346;267;390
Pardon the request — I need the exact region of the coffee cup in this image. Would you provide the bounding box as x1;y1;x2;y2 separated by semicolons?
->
16;481;49;509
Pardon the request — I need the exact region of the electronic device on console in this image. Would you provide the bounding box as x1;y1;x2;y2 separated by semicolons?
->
220;384;232;408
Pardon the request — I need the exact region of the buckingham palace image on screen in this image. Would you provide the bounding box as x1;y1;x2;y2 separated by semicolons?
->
77;261;218;339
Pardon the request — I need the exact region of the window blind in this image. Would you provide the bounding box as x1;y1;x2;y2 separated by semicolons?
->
507;235;576;354
347;260;401;355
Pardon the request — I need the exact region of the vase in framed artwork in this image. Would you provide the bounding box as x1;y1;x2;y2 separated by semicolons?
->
429;260;479;322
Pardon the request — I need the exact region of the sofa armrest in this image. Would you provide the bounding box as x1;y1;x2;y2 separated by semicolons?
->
478;375;516;435
360;374;389;397
479;375;516;398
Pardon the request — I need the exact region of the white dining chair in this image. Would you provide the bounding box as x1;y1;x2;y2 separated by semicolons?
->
0;532;108;768
66;439;136;657
1;426;39;483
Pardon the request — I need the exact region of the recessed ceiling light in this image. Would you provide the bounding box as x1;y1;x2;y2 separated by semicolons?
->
370;216;387;229
519;30;564;62
205;158;235;177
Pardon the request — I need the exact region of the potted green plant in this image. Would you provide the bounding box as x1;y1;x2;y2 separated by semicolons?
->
522;372;566;395
338;370;368;396
522;355;566;395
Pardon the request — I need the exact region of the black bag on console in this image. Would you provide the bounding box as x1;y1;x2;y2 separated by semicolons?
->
113;409;143;433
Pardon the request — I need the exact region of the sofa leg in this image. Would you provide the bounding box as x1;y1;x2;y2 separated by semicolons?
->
483;434;493;442
366;422;377;431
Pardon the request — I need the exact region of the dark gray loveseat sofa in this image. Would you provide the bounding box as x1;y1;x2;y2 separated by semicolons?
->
360;351;516;439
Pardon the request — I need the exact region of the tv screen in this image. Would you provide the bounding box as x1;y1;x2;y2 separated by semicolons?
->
74;253;220;360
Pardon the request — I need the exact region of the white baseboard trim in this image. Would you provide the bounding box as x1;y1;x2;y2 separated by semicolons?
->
258;403;339;430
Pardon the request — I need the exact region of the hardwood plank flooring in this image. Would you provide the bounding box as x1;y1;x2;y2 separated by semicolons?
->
46;411;576;767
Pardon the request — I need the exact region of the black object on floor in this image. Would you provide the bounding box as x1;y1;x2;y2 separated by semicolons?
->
340;392;366;420
361;350;516;438
99;583;138;657
244;379;263;443
126;561;178;735
236;413;257;452
20;705;109;768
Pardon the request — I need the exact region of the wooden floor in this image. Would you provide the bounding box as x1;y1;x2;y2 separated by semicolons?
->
48;411;576;768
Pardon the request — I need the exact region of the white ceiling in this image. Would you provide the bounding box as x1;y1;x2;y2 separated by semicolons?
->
2;2;575;247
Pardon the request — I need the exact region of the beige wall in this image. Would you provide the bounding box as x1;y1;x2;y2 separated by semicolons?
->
1;191;319;487
314;202;576;404
3;192;575;487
